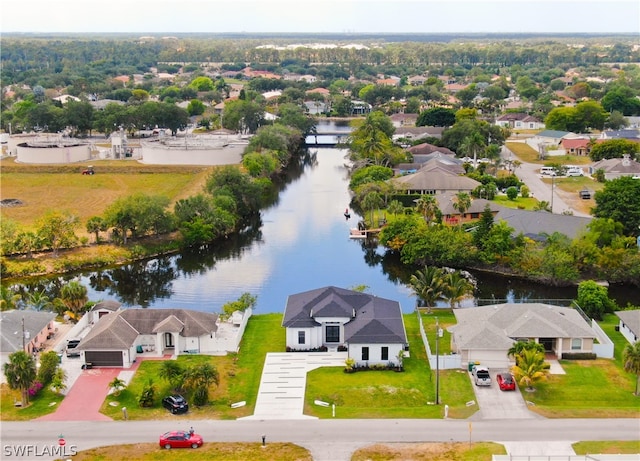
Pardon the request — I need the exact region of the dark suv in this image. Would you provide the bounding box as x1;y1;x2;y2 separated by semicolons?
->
162;395;189;414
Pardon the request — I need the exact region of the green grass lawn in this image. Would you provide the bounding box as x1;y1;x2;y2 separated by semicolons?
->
0;385;64;421
493;195;540;210
506;142;594;166
304;311;477;419
523;358;638;418
101;313;285;420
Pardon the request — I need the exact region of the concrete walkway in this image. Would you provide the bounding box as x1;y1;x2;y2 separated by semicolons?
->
243;352;347;420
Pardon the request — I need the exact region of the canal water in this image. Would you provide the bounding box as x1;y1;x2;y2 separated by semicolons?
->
9;121;637;313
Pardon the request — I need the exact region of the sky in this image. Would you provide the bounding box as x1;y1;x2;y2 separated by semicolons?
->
0;0;638;34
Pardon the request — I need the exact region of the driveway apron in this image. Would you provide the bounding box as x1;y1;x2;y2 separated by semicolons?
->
243;352;347;420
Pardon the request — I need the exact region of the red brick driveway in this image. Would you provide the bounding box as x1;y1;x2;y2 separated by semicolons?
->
37;361;143;421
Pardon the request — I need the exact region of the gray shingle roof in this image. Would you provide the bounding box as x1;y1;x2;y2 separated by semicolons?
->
90;300;122;312
282;287;407;344
493;207;591;240
615;310;640;338
450;303;595;351
390;170;480;192
0;310;56;353
78;308;218;350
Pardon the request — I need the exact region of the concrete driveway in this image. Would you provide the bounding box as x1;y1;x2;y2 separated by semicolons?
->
468;368;542;420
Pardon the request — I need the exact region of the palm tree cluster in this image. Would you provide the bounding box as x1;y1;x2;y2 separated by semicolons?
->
508;341;549;392
409;266;476;312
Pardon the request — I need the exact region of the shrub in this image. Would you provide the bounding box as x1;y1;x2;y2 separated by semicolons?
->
138;379;156;407
28;381;43;397
561;352;597;360
37;351;60;385
506;186;519;200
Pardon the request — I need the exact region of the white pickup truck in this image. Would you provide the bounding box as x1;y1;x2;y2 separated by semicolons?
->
471;364;492;386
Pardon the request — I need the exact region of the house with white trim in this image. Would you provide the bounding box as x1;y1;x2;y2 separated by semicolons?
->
615;310;639;344
449;303;597;369
282;286;408;366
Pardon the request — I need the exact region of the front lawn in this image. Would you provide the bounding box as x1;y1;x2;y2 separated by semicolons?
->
100;313;285;420
304;312;477;419
523;359;639;418
493;195;540;210
0;384;64;421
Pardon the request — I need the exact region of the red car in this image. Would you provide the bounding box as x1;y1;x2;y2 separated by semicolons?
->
496;373;516;391
159;431;203;449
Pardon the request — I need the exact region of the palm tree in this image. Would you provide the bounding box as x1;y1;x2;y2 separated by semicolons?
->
460;132;486;166
159;360;185;392
409;266;446;313
452;192;472;223
362;192;383;228
59;281;88;322
442;271;474;308
3;351;37;405
507;341;545;366
387;200;404;217
24;290;52;311
0;285;21;311
534;201;552;212
184;363;220;406
510;349;549;392
622;341;640;396
414;195;438;224
108;377;127;396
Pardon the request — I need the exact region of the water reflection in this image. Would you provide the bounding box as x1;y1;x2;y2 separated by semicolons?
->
5;136;637;312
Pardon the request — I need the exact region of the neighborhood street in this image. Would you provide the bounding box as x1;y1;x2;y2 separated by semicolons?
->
2;418;639;461
502;143;591;217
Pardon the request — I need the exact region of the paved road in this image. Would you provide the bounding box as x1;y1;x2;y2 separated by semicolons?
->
2;419;638;460
502;144;591;217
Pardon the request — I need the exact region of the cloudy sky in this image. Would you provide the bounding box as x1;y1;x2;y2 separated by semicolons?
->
1;0;638;34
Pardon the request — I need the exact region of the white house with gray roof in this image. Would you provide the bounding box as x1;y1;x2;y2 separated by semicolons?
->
282;286;408;367
615;310;640;344
77;308;221;367
449;303;597;369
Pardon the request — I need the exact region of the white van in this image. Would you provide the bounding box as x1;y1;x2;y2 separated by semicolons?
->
540;166;556;176
566;167;584;177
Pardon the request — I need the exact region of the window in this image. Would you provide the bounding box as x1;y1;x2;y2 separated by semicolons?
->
381;346;388;361
326;325;340;343
362;347;369;361
298;331;305;345
571;338;582;350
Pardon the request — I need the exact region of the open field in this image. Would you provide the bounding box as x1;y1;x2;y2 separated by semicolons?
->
506;142;594;166
0;158;214;231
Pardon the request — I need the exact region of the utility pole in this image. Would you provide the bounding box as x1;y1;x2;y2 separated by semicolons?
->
435;316;440;405
550;174;555;214
22;317;26;352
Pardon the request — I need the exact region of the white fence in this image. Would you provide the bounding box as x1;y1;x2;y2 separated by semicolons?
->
590;319;614;359
416;310;462;370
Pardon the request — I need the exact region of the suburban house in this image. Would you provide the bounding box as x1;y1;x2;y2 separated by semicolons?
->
390;113;418;128
560;137;593;156
1;310;56;379
437;196;501;225
282;286;408;367
407;75;427;86
493;208;592;240
395;154;464;175
393;126;444;142
407;142;456;157
495;113;545;130
615;310;640;345
589;155;640;180
449;303;597;369
598;129;640;142
77;307;226;367
526;130;577;157
390;167;481;196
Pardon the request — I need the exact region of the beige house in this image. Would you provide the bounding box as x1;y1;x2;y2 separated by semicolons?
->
449;303;597;369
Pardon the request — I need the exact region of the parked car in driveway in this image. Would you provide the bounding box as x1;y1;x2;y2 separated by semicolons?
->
162;394;189;414
471;365;492;386
159;430;203;449
496;373;516;391
66;339;81;358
